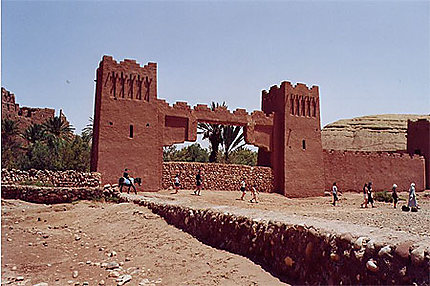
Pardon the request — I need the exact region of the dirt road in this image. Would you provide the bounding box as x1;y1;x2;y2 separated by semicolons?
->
1;199;285;286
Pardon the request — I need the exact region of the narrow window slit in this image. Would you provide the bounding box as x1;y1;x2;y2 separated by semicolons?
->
129;125;134;138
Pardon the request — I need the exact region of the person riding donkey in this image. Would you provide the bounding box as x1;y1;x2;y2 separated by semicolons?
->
120;168;137;194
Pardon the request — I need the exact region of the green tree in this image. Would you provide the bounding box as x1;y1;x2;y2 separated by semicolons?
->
1;119;23;169
163;145;178;161
163;144;209;163
197;102;226;162
2;119;20;145
43;116;75;140
22;123;46;144
81;117;93;144
229;147;257;166
175;143;209;162
24;141;55;170
61;135;91;171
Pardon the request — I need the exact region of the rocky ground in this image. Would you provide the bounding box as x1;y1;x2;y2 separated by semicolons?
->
1;199;284;286
2;190;429;285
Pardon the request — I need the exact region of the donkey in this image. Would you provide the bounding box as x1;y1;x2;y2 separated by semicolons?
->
119;177;142;194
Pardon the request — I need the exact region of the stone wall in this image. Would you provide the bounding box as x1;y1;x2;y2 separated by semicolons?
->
162;162;273;192
1;184;119;204
1;169;101;188
123;194;429;285
323;150;426;192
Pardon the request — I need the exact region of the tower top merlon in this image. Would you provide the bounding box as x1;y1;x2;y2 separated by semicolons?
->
99;55;157;71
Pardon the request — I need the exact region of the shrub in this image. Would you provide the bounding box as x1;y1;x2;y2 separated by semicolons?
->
374;191;393;203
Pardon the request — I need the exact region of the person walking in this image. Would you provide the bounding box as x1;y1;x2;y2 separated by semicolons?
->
194;170;203;196
239;178;246;200
332;182;339;206
367;182;374;208
250;184;259;203
392;184;399;209
361;183;368;208
173;174;180;194
408;183;418;210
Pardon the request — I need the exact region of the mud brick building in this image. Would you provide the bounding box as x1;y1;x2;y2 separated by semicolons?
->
91;56;428;196
1;87;67;131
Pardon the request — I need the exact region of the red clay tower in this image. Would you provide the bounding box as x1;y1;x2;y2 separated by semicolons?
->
259;82;324;196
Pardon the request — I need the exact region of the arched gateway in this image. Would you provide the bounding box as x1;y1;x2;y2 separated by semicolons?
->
91;56;325;196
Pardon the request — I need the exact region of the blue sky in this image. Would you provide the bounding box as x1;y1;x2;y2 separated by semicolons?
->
2;1;429;136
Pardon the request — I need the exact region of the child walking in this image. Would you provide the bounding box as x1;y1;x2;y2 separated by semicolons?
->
194;170;203;196
250;184;259;203
239;178;246;200
392;184;398;208
173;174;180;194
360;183;368;208
332;182;339;206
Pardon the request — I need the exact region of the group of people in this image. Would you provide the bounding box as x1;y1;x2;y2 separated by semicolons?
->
172;170;203;196
172;171;259;202
360;182;375;208
239;178;259;203
332;181;419;210
121;169;420;211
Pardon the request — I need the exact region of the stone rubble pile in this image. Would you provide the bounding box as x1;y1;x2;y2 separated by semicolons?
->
162;162;273;192
1;169;101;188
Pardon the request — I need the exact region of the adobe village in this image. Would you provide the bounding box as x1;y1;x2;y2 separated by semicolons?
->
2;56;430;285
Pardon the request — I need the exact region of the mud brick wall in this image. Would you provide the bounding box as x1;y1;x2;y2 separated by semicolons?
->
162;162;274;192
323;150;426;192
124;195;429;285
1;169;101;188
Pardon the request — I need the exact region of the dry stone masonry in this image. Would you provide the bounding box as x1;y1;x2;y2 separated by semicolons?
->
162;162;273;192
1;169;101;188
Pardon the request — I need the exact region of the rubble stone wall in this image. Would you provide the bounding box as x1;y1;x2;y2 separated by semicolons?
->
162;162;274;192
1;169;101;188
1;184;119;204
125;195;429;285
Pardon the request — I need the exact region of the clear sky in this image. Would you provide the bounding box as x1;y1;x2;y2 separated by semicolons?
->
2;1;429;136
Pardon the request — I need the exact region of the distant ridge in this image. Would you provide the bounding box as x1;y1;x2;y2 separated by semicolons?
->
322;114;430;152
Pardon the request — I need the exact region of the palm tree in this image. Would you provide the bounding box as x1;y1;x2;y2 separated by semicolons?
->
1;119;20;145
197;102;226;162
81;117;93;143
43;116;75;140
222;125;245;162
22;123;46;144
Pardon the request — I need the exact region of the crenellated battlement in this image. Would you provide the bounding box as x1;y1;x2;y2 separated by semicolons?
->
160;100;274;126
263;81;319;99
100;55;156;71
98;55;157;102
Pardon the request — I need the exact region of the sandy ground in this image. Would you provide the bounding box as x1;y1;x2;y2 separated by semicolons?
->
149;189;430;238
2;190;429;286
1;199;285;286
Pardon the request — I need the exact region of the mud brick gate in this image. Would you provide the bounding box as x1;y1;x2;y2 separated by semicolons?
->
90;56;324;196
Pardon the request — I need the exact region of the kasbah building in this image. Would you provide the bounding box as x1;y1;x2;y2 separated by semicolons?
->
89;56;430;196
